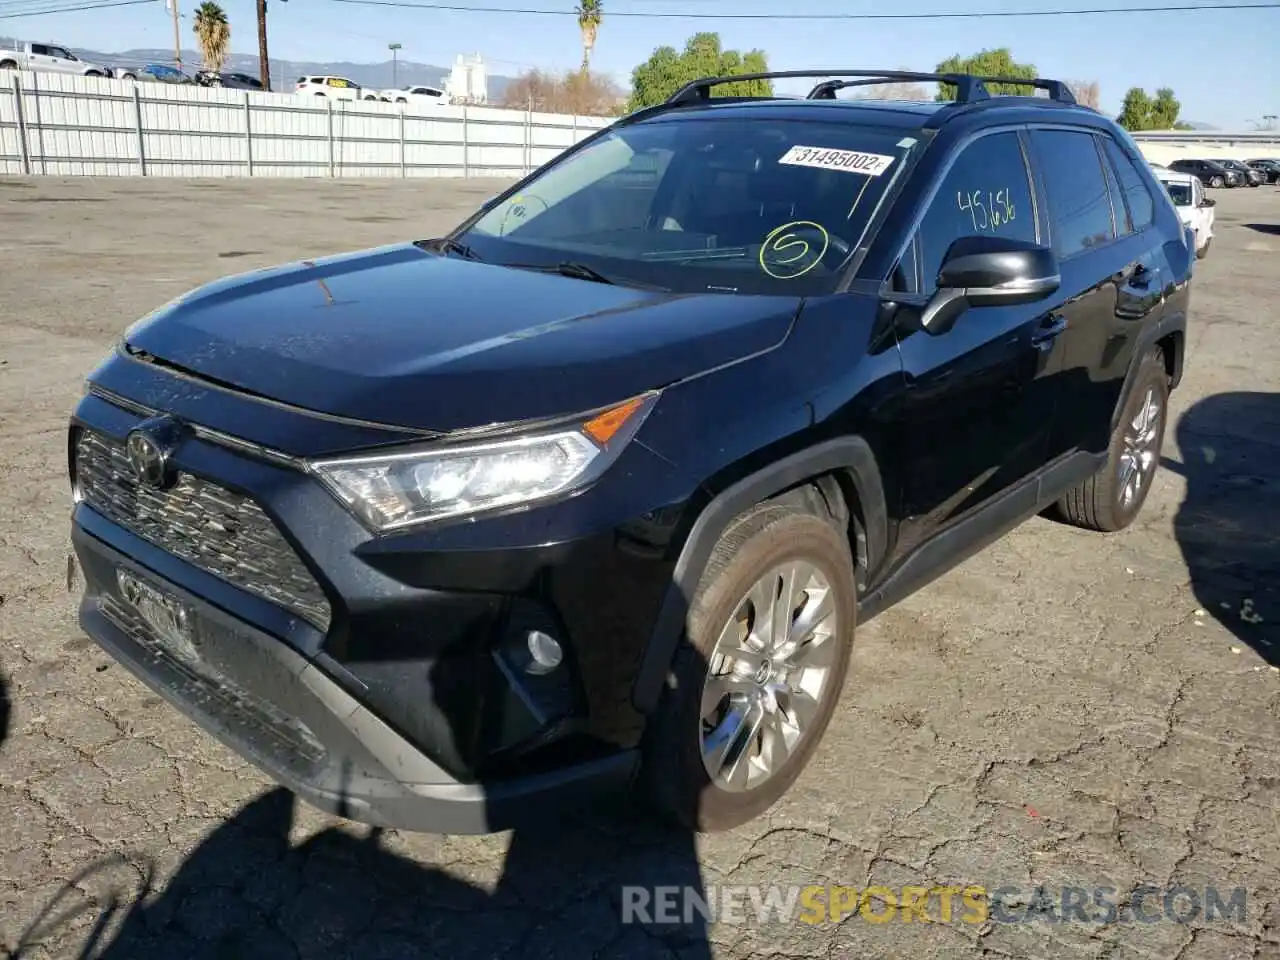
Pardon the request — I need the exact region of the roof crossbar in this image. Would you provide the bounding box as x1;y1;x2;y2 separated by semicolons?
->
664;69;1076;107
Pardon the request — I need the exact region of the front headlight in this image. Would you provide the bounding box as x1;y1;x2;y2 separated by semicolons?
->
310;392;659;531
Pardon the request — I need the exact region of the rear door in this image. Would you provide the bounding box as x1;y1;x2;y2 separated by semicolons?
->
1028;127;1164;459
889;127;1067;554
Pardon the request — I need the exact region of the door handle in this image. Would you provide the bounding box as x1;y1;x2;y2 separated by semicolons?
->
1031;314;1067;347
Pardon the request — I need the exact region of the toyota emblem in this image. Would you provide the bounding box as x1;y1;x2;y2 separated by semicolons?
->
125;416;184;489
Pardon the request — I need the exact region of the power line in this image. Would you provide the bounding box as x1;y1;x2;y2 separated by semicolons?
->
320;0;1280;17
0;0;157;16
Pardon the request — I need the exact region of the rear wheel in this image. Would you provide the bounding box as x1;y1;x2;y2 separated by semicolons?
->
0;60;17;70
642;501;857;832
1055;346;1168;533
84;70;103;77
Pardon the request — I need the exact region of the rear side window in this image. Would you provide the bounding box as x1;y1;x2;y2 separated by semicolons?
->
1029;129;1115;258
30;44;49;55
1102;137;1155;232
913;131;1038;292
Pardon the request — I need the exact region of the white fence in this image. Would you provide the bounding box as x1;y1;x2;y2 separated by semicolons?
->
0;70;614;178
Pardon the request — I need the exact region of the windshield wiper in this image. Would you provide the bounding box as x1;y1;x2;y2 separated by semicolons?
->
419;237;482;261
503;261;669;291
503;261;617;285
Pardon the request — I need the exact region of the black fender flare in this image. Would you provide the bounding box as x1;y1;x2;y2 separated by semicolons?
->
1110;309;1186;435
630;435;888;714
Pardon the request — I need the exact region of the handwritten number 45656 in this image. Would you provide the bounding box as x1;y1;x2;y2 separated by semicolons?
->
957;189;1015;231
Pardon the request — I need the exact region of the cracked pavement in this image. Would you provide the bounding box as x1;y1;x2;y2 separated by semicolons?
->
1;177;1278;959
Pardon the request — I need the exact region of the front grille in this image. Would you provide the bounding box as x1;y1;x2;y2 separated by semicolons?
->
75;429;332;631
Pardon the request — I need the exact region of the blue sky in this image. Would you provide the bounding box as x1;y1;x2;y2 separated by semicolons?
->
8;0;1279;128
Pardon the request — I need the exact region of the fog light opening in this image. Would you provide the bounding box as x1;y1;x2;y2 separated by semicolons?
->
525;630;563;675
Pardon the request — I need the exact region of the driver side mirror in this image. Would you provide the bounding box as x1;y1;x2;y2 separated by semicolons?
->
919;235;1061;336
1199;197;1216;208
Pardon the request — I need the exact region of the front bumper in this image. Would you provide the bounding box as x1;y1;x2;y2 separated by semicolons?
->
73;527;637;833
67;375;690;832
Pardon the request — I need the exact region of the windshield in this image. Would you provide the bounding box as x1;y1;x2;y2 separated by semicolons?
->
1163;181;1192;205
456;116;918;295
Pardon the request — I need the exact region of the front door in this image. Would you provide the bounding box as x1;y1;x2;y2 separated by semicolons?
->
890;128;1067;556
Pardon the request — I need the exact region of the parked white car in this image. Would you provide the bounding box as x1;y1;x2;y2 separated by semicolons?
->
381;84;450;108
0;41;108;77
1156;169;1215;259
296;75;365;101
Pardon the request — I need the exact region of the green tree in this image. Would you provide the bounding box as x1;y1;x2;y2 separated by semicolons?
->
934;48;1036;100
576;0;602;75
193;1;231;74
1117;86;1153;130
1149;87;1182;129
627;32;771;112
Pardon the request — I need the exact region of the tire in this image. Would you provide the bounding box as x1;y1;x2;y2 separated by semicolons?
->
0;60;17;70
1210;176;1224;188
1196;236;1211;260
641;500;857;832
1055;346;1169;533
84;70;103;77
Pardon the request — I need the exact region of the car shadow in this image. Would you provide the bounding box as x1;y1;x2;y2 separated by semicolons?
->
1162;391;1280;665
1243;223;1280;236
4;594;716;959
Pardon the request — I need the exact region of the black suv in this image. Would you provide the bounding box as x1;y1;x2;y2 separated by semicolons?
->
67;69;1192;835
1246;158;1280;183
1218;158;1263;187
1168;157;1242;188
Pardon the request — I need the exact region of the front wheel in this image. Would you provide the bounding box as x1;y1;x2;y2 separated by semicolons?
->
1196;236;1211;260
642;502;856;832
1210;175;1224;188
1055;346;1168;532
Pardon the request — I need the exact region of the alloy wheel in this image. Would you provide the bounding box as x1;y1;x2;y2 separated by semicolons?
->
1119;386;1162;509
700;561;839;793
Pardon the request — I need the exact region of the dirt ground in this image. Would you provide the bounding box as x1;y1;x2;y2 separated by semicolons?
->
0;177;1278;960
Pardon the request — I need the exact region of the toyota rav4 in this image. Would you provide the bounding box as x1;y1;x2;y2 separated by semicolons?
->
68;69;1192;834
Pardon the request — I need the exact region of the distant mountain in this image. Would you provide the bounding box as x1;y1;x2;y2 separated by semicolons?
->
1;36;516;97
1182;120;1219;131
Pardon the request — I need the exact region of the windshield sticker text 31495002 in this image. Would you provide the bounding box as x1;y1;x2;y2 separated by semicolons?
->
778;146;896;177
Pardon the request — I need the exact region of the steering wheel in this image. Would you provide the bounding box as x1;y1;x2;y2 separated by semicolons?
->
759;221;852;279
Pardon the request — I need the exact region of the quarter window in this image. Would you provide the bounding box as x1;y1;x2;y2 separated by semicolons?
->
1102;137;1155;232
1028;129;1115;258
912;131;1037;293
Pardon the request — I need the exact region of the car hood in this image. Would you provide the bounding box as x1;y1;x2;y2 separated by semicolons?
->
122;242;802;432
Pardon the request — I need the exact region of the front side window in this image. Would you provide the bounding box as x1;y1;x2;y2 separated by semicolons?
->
1029;129;1115;258
457;117;919;295
910;131;1038;293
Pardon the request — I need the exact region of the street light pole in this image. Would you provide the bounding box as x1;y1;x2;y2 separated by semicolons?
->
389;42;401;87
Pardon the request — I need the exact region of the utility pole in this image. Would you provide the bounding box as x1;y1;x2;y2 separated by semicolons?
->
167;0;182;71
389;42;401;87
258;0;279;92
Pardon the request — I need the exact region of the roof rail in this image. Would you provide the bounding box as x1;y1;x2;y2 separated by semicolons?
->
664;69;1076;107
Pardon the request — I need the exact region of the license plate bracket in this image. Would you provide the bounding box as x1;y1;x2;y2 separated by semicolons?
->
116;567;201;665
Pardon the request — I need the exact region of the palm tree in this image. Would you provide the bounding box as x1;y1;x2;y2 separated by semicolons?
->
192;1;231;74
576;0;601;74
